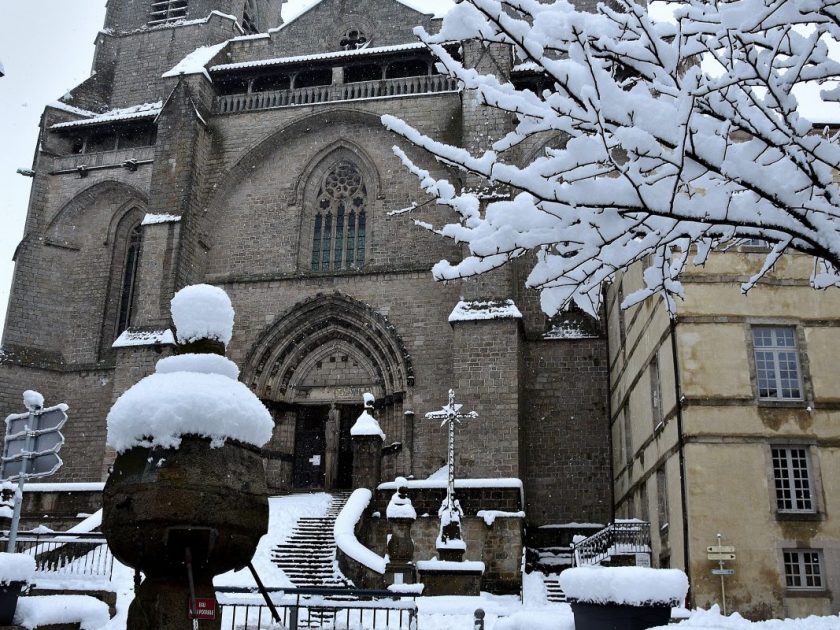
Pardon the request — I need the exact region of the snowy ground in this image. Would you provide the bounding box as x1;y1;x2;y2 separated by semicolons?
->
13;493;840;629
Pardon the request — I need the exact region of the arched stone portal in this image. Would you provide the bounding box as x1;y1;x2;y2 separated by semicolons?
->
243;293;414;490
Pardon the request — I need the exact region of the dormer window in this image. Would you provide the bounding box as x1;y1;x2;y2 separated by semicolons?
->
340;28;368;50
149;0;188;26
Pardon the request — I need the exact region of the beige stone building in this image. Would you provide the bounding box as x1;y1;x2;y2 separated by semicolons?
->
607;245;840;619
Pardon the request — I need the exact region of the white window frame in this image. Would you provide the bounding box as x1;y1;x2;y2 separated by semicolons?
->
782;549;825;591
771;446;815;514
752;326;803;401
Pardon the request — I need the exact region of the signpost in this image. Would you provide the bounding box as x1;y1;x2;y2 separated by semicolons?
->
707;534;736;615
1;392;68;552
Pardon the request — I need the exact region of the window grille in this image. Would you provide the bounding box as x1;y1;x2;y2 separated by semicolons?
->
752;326;802;400
783;550;823;589
117;224;142;335
312;161;367;272
149;0;188;26
772;447;814;513
242;0;259;34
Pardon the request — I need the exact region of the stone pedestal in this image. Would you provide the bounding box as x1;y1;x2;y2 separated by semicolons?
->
352;434;383;490
128;575;219;630
386;517;416;585
416;560;484;596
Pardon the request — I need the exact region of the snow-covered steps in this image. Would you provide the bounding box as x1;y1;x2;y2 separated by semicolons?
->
270;492;353;589
542;574;568;603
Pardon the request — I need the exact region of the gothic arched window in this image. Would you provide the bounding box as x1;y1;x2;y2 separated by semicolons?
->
311;161;367;272
116;223;142;334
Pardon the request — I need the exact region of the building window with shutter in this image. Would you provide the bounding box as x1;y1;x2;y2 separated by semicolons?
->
311;160;367;272
752;326;803;400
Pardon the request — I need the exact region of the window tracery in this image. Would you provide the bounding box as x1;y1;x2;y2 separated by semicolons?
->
311;161;367;272
340;28;368;50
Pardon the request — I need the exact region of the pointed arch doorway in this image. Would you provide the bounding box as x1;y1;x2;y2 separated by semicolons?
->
244;293;414;490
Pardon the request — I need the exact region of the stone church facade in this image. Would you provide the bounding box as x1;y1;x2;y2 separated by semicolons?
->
0;0;611;544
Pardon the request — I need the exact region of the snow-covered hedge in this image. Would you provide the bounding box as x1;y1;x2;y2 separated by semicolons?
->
0;552;35;585
334;489;386;574
559;566;688;606
106;352;273;452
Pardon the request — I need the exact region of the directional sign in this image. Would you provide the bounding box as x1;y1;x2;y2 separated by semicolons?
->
2;404;68;481
707;545;736;553
1;452;63;480
712;569;735;576
708;552;736;561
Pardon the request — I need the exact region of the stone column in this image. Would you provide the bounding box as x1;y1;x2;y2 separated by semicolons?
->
385;478;416;586
351;394;384;490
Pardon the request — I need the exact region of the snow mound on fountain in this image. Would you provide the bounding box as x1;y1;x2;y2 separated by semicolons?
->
106;352;273;452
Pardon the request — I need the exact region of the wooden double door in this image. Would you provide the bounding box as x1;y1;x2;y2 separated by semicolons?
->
292;404;357;489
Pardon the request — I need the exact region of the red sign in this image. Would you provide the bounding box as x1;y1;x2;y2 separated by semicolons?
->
189;598;217;620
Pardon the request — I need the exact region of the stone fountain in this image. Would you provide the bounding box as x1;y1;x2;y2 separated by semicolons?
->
102;285;274;629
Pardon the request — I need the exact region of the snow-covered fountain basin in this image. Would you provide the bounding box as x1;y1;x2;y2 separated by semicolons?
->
560;566;688;630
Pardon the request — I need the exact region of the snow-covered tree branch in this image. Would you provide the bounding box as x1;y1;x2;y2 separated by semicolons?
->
382;0;840;317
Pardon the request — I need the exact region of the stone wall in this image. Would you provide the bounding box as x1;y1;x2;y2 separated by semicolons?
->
521;339;612;527
363;486;524;594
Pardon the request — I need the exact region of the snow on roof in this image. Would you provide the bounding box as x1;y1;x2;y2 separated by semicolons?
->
50;102;163;130
280;0;452;26
211;41;433;73
163;42;229;80
141;213;181;226
448;299;523;323
112;328;176;348
47;101;97;118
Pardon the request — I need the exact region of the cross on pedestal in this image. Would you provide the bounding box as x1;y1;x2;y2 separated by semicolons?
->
425;389;477;556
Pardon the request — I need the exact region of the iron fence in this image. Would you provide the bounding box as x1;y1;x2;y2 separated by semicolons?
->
1;531;114;580
217;586;418;630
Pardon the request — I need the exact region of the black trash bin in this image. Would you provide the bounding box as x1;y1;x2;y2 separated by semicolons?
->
570;600;672;630
0;581;24;625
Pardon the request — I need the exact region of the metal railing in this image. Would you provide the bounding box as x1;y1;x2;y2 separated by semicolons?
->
52;146;155;173
217;586;418;629
215;74;460;114
572;521;651;567
1;531;114;580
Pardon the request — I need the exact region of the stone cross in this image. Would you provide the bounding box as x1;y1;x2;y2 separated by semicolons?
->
425;389;478;544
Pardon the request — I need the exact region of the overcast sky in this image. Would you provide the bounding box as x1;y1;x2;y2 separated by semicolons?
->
0;1;107;338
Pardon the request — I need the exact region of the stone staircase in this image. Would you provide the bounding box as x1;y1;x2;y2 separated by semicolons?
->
542;573;568;603
271;491;353;588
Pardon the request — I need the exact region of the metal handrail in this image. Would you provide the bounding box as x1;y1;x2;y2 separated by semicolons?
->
571;521;651;567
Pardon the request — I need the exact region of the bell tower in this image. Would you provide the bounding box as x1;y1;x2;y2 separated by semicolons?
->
85;0;281;108
102;0;283;34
